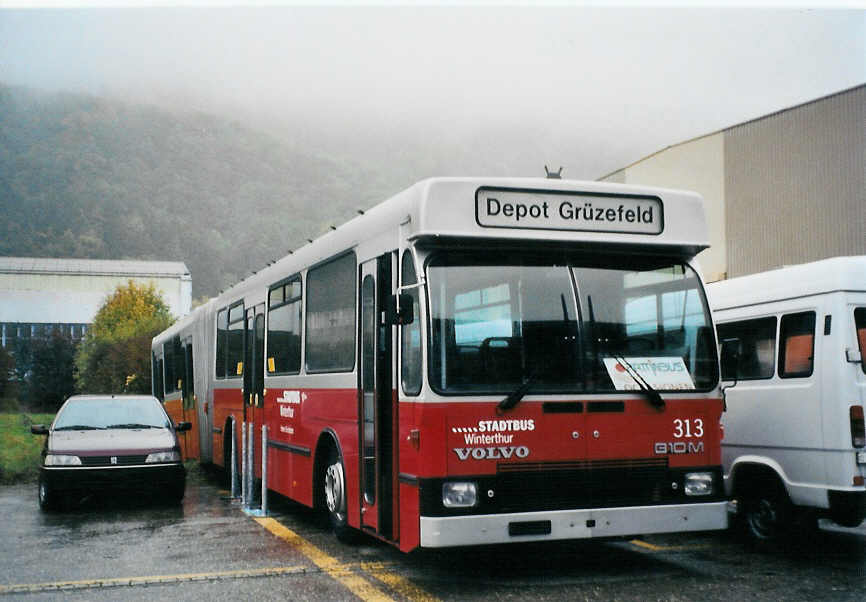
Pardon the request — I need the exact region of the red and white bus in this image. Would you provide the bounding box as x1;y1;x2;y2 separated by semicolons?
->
152;177;727;551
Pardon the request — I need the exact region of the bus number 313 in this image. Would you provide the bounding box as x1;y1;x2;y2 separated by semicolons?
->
673;418;703;438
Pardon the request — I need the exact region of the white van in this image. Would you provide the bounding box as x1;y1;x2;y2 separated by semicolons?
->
707;256;866;541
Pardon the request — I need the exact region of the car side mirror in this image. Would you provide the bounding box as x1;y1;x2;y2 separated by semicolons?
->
384;293;414;326
174;421;192;432
719;337;741;380
30;424;48;435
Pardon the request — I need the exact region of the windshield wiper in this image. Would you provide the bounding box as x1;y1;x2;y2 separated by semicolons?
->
106;423;159;429
499;371;539;411
612;354;665;410
54;425;103;431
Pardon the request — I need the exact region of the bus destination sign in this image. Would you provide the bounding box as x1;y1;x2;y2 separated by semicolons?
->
476;188;663;235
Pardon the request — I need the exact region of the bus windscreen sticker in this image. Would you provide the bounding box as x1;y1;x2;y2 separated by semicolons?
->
603;357;695;391
476;189;662;234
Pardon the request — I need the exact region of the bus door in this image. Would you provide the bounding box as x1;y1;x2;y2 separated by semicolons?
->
359;253;397;540
182;337;199;460
244;305;266;475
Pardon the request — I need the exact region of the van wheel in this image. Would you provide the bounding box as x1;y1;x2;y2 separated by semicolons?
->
740;482;792;542
323;445;355;542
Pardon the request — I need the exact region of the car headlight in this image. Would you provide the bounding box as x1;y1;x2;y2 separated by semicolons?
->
684;472;714;496
146;451;181;464
442;482;478;508
44;454;81;466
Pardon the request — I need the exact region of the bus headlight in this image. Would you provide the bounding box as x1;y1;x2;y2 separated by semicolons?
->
442;482;478;508
44;454;81;466
684;472;714;496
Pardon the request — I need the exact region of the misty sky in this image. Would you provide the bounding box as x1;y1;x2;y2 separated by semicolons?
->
1;5;864;179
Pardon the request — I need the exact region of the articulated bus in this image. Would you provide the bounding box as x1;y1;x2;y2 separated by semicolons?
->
152;177;727;551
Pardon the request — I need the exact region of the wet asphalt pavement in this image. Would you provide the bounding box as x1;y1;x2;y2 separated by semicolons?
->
1;467;864;601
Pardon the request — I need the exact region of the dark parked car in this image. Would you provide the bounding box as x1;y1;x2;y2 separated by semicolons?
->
30;394;190;510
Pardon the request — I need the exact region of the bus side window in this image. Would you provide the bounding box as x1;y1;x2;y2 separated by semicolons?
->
400;251;422;396
779;311;816;378
268;278;302;375
216;308;228;379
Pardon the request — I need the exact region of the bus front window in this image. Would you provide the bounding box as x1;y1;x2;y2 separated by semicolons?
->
427;254;717;395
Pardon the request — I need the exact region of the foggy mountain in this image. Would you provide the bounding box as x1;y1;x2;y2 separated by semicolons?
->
0;82;620;301
0;83;405;299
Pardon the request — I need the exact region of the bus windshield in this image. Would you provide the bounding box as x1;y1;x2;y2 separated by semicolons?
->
427;253;718;395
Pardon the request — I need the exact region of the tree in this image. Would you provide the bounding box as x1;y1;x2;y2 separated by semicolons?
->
75;280;174;394
19;329;77;412
0;344;14;400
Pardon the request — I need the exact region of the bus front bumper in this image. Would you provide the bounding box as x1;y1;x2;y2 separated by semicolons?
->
419;501;728;548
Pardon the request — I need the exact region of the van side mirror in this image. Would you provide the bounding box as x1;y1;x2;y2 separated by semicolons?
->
384;293;414;326
30;424;48;435
719;337;741;380
174;421;192;432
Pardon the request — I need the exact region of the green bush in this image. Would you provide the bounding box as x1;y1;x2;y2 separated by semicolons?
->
0;413;54;484
0;398;20;413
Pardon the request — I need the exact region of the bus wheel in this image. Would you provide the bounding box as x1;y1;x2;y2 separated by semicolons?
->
740;482;791;543
222;427;234;489
323;446;354;542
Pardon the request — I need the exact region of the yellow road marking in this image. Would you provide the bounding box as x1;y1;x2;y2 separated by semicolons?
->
629;539;709;552
254;517;393;601
361;562;440;602
0;566;308;595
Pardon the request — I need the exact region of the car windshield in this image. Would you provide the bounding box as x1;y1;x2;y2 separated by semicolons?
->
427;253;718;395
53;397;171;430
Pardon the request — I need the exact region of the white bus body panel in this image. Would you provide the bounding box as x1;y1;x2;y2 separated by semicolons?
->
420;502;729;548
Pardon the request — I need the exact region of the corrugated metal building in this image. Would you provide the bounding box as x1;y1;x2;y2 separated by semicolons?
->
0;257;192;348
600;85;865;282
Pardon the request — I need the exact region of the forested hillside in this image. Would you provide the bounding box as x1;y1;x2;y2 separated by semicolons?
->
0;84;392;298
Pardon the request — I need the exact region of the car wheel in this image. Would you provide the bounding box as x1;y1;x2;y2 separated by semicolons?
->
38;476;60;511
323;445;355;542
169;478;186;505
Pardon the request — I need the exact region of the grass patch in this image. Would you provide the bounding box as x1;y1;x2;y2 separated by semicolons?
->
0;413;54;484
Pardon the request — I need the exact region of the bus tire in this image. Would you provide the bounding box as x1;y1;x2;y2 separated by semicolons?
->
738;475;792;543
323;445;355;542
222;427;234;489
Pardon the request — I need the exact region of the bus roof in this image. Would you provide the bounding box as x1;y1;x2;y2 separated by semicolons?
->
708;256;866;311
202;177;710;310
405;177;707;250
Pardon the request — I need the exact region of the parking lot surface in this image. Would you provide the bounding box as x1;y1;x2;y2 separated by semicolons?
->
1;468;863;601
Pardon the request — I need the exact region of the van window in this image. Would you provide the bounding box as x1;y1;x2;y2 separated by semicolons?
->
779;312;815;378
717;317;777;380
855;308;866;375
